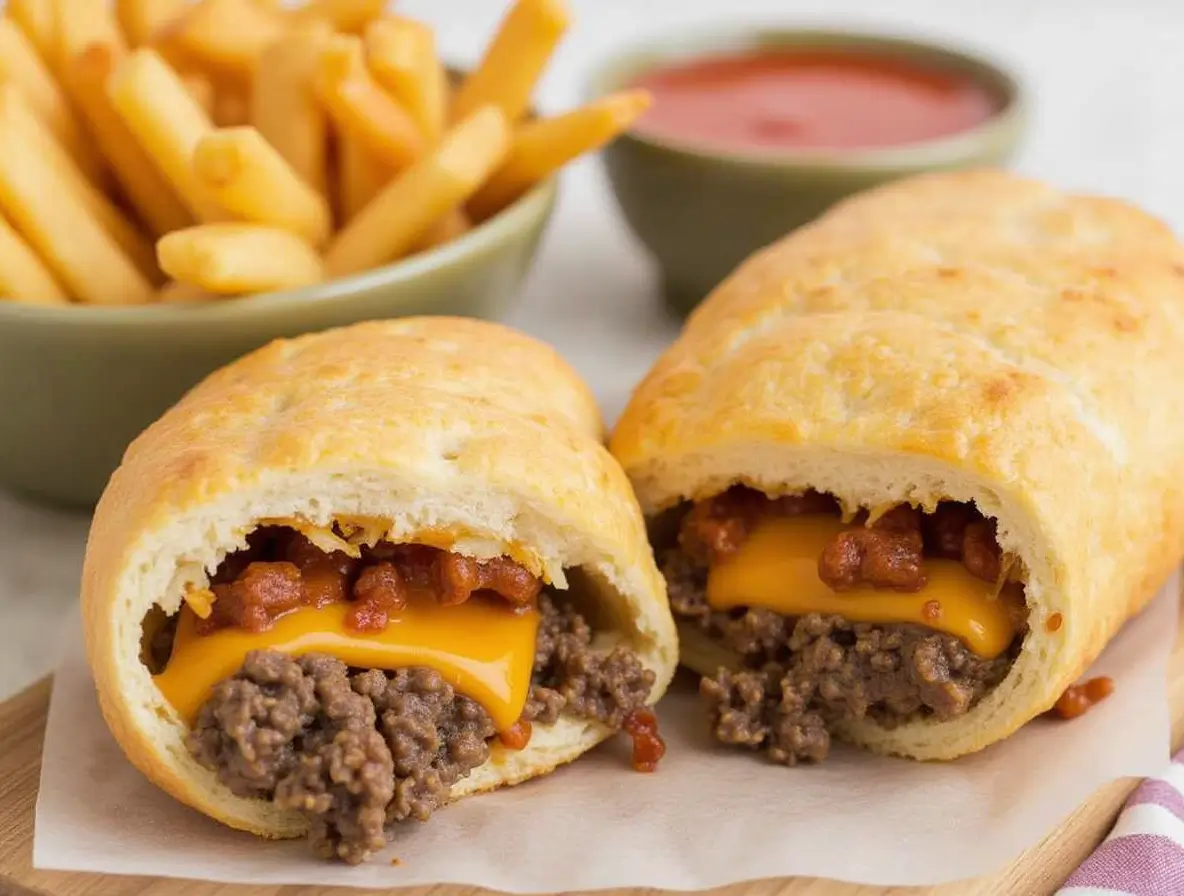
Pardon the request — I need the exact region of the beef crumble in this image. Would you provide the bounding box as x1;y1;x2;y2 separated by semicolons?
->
525;593;657;727
817;505;927;592
198;528;540;636
679;488;1007;589
184;535;658;864
666;488;1024;765
188;650;486;863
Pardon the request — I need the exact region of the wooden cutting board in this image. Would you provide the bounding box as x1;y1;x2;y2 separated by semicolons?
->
4;602;1184;896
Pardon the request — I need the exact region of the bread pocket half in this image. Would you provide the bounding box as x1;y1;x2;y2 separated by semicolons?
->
83;317;678;862
612;170;1184;762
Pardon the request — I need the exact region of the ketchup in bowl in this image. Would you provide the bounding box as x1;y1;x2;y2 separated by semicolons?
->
631;50;1001;154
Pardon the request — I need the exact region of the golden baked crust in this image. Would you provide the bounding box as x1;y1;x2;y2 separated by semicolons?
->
611;169;1184;759
82;316;678;840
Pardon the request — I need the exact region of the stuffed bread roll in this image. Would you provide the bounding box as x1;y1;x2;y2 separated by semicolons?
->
82;317;677;863
611;170;1184;763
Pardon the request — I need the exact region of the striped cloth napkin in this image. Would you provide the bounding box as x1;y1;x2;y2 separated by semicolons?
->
1057;750;1184;895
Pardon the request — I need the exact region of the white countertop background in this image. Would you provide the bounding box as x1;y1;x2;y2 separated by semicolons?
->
3;0;1183;701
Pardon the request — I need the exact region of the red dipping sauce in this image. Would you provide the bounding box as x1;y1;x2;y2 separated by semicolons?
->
631;50;1001;154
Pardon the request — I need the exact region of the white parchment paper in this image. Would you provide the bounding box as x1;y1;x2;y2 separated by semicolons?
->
34;573;1178;891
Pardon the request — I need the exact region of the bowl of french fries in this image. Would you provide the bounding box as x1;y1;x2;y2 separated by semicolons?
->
0;0;651;507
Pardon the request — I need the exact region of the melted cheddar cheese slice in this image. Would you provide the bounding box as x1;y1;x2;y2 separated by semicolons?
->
706;516;1019;658
154;596;539;731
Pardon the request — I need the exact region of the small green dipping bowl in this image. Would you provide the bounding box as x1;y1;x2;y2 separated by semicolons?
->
588;27;1026;316
0;179;556;508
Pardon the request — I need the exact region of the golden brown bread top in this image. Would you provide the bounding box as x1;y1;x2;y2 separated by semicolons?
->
613;170;1184;544
614;170;1184;492
87;316;621;583
611;170;1184;758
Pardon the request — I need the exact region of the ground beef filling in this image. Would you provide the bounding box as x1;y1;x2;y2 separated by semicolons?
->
666;487;1023;765
182;529;658;863
196;527;542;636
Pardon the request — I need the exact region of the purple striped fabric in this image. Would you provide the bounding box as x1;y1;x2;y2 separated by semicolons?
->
1057;750;1184;895
1127;780;1184;820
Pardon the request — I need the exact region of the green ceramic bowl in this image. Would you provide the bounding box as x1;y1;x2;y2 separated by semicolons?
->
0;179;556;508
588;27;1026;316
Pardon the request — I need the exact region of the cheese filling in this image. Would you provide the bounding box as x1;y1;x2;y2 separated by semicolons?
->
707;516;1021;659
154;591;540;732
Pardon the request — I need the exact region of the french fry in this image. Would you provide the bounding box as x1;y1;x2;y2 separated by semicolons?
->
63;45;193;237
0;212;70;304
325;105;510;276
117;0;186;47
193;127;332;246
181;73;216;117
156;279;220;302
365;17;447;143
469;88;651;221
315;34;425;170
411;208;470;254
0;19;66;112
291;0;384;33
253;21;332;196
147;16;193;71
158;224;324;293
55;0;127;66
7;0;57;67
107;48;227;221
0;0;618;309
212;87;251;127
335;133;392;223
450;0;569;125
0;20;106;185
0;85;161;283
0;100;152;304
170;0;287;79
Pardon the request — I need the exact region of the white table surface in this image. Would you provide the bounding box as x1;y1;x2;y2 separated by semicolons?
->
3;0;1183;701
